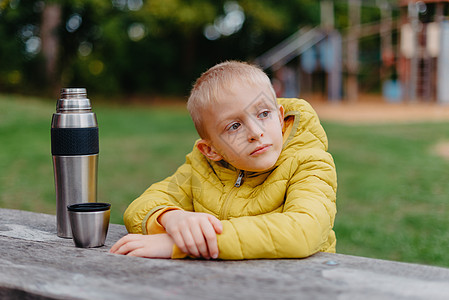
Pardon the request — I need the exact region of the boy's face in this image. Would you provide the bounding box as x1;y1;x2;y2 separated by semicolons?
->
197;82;284;172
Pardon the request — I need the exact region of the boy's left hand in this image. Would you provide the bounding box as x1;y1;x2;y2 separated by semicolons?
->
159;210;222;259
109;233;174;258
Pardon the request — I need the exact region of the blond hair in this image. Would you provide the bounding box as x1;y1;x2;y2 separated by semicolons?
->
187;60;276;138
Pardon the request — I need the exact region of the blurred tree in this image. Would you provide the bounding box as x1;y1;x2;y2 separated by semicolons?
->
0;0;46;93
41;2;61;92
0;0;390;98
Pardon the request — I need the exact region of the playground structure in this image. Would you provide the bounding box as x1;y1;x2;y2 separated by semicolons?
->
255;0;449;104
398;0;449;103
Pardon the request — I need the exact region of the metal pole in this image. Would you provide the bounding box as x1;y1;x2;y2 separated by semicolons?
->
320;1;334;30
408;2;420;102
438;21;449;104
347;0;360;102
379;1;393;70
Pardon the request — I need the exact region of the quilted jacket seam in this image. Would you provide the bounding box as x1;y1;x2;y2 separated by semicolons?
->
231;221;245;259
263;216;278;257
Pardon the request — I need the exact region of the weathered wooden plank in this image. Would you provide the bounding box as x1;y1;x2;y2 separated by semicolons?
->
1;208;449;300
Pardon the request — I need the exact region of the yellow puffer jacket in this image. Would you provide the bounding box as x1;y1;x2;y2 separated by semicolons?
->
124;98;337;259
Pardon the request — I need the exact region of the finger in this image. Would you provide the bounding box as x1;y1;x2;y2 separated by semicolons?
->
109;240;123;253
115;242;139;255
200;220;218;259
110;234;135;253
208;215;223;234
114;240;143;255
127;248;148;258
170;231;188;254
191;220;211;259
180;228;201;257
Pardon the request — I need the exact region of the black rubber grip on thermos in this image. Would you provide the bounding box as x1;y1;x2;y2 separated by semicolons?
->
51;128;99;155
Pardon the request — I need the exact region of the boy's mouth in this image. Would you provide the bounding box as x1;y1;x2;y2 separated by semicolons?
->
250;144;271;156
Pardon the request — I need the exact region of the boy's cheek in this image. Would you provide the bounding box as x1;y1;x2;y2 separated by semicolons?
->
220;133;253;157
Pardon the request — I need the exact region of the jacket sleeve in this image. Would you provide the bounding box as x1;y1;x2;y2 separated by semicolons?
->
123;157;194;234
216;101;337;260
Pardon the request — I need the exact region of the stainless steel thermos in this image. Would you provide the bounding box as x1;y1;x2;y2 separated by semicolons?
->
51;88;99;238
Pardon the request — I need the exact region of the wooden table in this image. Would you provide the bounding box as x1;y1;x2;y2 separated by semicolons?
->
1;208;449;299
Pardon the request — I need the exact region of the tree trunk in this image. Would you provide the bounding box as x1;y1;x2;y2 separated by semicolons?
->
182;33;196;77
41;3;62;93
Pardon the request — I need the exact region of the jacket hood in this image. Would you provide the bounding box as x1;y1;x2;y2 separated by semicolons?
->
276;98;328;166
189;98;327;184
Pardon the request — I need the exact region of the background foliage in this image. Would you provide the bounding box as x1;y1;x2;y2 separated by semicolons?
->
0;0;398;97
0;0;318;96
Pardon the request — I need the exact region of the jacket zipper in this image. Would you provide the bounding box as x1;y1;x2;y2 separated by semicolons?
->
234;170;245;187
219;170;244;219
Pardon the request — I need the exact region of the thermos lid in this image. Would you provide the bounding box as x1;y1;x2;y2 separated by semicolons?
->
57;88;91;112
67;203;111;212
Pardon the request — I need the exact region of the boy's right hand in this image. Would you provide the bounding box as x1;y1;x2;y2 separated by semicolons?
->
159;210;223;259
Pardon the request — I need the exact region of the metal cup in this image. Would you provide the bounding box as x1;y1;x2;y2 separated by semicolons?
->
67;203;111;248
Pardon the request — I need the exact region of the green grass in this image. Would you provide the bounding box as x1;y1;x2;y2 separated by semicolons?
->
1;94;449;268
326;122;449;267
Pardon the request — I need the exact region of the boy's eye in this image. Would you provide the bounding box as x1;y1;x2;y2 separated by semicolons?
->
227;122;241;132
258;110;270;118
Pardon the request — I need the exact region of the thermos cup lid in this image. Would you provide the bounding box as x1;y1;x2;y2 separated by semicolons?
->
67;203;111;212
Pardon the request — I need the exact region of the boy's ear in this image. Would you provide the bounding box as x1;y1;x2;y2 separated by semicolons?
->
278;105;285;127
197;140;223;161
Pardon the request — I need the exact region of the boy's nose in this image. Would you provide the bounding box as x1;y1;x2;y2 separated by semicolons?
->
247;121;263;141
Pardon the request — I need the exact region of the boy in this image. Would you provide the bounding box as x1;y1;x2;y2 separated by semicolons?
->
110;61;337;259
